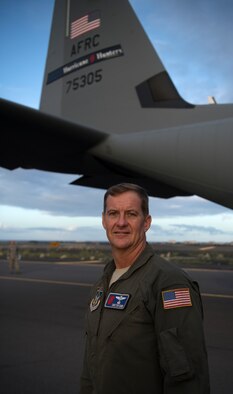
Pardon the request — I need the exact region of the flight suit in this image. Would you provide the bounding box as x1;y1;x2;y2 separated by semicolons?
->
80;244;210;394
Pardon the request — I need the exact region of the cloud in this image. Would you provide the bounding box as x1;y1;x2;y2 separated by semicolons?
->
0;222;106;242
170;224;227;236
0;168;105;217
1;207;232;243
1;167;230;221
149;195;229;218
146;220;233;243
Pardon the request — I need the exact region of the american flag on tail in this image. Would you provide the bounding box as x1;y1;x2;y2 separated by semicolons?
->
70;11;101;39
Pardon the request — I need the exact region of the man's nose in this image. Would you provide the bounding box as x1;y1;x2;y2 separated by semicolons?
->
116;213;127;226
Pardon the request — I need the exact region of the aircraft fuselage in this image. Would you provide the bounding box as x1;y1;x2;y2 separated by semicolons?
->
90;116;233;209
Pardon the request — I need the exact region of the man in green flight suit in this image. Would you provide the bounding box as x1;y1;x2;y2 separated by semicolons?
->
80;183;210;394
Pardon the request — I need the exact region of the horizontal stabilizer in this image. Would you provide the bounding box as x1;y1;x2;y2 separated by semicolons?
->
136;71;194;109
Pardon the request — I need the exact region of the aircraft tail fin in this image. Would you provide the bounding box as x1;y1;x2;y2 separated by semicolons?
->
40;0;192;134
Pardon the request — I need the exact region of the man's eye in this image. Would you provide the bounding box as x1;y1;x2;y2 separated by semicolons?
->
108;211;117;217
127;211;137;217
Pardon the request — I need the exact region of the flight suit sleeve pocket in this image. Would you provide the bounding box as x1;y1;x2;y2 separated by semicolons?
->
159;327;194;381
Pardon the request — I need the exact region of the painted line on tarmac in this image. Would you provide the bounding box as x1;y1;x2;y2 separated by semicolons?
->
186;268;233;273
0;276;232;299
201;292;233;299
0;275;92;288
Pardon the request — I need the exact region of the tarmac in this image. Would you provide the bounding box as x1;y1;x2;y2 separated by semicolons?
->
0;260;232;394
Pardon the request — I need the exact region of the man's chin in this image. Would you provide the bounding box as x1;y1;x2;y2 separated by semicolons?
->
111;236;131;249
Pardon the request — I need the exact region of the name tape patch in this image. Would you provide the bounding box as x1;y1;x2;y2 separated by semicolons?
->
162;288;192;310
105;292;130;310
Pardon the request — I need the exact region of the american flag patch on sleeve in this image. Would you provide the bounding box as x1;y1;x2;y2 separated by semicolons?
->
162;288;192;310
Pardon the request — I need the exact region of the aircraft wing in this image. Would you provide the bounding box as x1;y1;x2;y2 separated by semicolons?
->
0;98;106;174
0;98;190;199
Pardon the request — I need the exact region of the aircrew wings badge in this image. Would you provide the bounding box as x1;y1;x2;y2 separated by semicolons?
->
90;288;103;312
162;288;192;310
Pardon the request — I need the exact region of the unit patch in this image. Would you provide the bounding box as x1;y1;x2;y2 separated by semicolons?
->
90;287;103;312
162;288;192;310
105;293;130;310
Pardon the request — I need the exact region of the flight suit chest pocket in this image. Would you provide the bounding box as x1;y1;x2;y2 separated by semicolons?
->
102;298;154;340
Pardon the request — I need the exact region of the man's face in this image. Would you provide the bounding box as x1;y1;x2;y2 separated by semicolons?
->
102;191;151;252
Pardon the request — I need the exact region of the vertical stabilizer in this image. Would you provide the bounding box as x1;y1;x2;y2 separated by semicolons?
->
40;0;178;133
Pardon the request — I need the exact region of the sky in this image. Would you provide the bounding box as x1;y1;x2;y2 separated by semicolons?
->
1;0;233;243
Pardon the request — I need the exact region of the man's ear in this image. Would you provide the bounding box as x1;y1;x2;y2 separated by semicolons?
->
144;215;152;232
102;212;106;229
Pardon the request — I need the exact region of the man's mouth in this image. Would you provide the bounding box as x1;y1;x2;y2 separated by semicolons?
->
114;231;130;235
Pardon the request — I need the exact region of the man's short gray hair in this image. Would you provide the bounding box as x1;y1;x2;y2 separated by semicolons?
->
103;183;149;216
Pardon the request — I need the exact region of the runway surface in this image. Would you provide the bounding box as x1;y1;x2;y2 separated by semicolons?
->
0;260;232;394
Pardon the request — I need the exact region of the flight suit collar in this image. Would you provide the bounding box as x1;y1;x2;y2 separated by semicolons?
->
103;243;154;286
